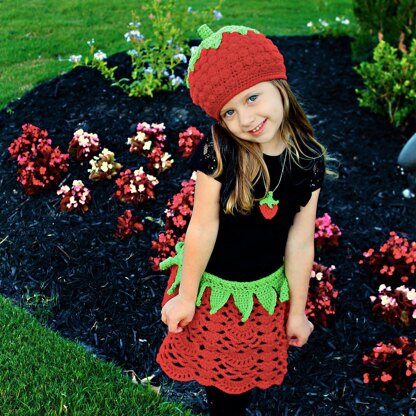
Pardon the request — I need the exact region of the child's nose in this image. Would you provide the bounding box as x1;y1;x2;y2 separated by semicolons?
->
239;109;255;129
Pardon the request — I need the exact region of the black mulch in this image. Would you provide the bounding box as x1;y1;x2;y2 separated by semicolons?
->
0;36;415;416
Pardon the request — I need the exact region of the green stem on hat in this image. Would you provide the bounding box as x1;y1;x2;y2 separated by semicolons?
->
197;24;214;40
186;25;259;87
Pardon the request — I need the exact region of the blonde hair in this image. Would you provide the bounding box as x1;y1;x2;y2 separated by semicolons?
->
210;79;337;215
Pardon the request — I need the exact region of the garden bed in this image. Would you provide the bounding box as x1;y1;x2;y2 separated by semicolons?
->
0;35;415;415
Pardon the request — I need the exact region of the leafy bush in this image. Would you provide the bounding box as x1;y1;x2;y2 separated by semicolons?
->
71;0;223;97
352;0;416;62
355;39;416;129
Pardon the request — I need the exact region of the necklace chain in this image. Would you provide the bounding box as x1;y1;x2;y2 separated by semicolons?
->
262;149;288;194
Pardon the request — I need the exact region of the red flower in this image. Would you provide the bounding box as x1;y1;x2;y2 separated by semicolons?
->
114;209;144;239
178;126;204;158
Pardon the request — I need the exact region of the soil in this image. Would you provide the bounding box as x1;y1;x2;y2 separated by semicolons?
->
0;35;415;416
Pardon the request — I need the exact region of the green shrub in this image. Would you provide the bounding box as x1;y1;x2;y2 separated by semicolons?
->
352;0;416;62
71;0;223;97
354;39;416;129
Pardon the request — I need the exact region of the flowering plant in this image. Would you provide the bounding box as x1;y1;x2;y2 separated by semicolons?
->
88;148;123;181
127;122;173;174
178;126;204;158
150;229;185;271
8;123;49;159
314;212;342;250
370;284;416;326
307;16;352;38
57;180;91;213
359;231;416;285
70;0;223;97
146;147;174;174
363;336;416;394
305;263;338;327
149;175;195;270
8;124;69;195
114;209;144;239
68;129;101;162
127;122;167;155
113;167;159;204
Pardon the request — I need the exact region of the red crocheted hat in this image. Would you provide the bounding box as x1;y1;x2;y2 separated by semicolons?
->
187;24;287;120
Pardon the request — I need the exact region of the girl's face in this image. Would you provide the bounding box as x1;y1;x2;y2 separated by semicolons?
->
220;81;285;155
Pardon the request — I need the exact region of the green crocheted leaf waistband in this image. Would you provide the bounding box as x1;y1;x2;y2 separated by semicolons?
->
159;242;289;322
185;24;259;87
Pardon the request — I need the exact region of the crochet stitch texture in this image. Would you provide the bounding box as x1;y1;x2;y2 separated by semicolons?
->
157;266;290;394
160;242;290;322
187;24;287;120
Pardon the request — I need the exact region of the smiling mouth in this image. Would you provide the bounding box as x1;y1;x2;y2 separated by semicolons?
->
249;119;267;134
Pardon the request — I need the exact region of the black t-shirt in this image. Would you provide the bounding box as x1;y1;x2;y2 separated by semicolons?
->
188;134;325;282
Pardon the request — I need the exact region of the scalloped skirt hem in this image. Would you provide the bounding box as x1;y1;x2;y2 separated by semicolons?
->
156;266;290;394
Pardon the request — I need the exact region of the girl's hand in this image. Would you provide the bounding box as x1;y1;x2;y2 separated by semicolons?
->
161;294;196;334
286;312;314;348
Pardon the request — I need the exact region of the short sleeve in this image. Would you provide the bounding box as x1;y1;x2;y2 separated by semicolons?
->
188;135;224;183
293;151;325;207
308;153;325;192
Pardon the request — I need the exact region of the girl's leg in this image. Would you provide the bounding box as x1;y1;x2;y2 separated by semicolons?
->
205;385;252;416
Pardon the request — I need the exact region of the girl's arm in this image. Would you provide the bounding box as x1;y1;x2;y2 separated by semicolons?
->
161;170;221;333
284;188;320;347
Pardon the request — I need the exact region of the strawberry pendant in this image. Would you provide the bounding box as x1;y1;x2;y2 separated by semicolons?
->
259;191;279;220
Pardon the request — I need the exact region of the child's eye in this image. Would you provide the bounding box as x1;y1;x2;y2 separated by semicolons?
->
248;95;258;103
223;109;234;118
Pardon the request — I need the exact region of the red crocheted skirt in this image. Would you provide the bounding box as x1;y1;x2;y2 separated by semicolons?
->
156;266;290;394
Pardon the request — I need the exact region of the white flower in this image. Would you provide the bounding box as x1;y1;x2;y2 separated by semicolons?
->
161;68;170;77
69;54;82;63
127;49;139;57
124;30;144;42
335;16;341;22
316;272;323;281
101;161;109;172
129;21;141;28
93;50;107;61
190;46;198;55
378;284;387;292
406;289;416;301
341;18;350;25
307;21;313;27
101;148;112;156
130;184;137;193
213;10;222;20
187;6;193;12
143;141;152;151
169;75;184;87
320;20;329;27
174;53;188;64
87;38;95;47
380;295;396;307
138;184;145;193
144;66;155;74
57;185;70;195
72;180;84;188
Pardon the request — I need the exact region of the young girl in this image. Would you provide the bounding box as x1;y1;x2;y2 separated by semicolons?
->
157;24;327;415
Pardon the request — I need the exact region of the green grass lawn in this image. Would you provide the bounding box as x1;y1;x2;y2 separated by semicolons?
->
0;0;355;109
0;295;192;415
